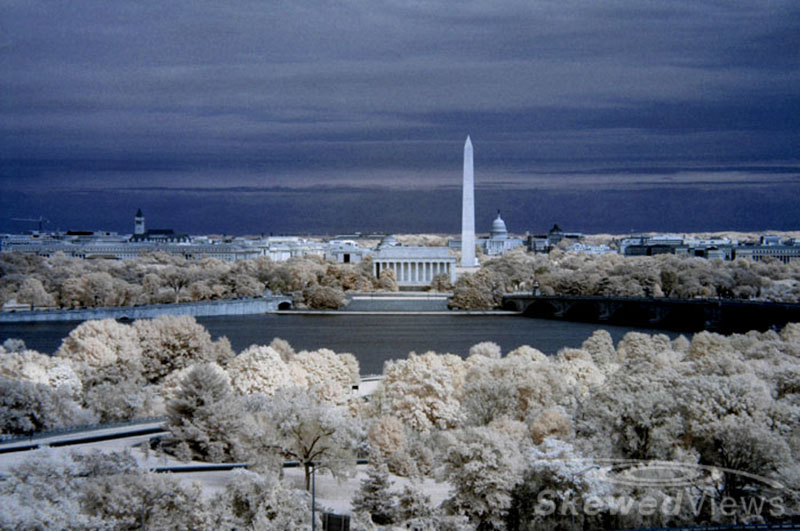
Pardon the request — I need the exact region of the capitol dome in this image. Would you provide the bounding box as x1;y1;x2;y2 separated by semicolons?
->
490;211;508;239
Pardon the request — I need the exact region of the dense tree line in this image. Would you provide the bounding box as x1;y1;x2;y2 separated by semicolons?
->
3;245;798;313
2;317;798;528
0;252;396;310
0;448;316;529
451;249;800;309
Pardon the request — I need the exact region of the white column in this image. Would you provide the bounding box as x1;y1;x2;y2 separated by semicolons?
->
461;136;477;267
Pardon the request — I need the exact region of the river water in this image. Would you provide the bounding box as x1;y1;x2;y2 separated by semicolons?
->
0;314;680;375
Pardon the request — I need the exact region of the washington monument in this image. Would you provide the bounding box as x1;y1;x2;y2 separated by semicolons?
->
461;136;478;267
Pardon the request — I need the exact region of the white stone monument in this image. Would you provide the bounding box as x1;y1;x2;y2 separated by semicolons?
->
461;135;478;267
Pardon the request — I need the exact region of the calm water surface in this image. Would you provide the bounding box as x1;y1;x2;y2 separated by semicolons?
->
0;314;680;375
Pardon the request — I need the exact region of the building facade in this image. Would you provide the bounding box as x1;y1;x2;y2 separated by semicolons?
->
372;238;456;287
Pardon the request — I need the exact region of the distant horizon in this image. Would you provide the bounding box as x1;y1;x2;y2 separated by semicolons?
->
3;179;800;237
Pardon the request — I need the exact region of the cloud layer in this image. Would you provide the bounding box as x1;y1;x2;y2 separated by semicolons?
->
1;1;798;231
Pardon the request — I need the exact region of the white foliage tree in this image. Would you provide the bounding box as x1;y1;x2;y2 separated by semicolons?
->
209;470;314;530
290;348;357;404
529;407;573;445
134;315;233;382
396;481;436;525
226;345;295;396
580;329;617;369
577;367;683;460
1;348;82;397
0;449;139;530
55;318;144;385
555;348;605;397
165;363;248;462
0;377;96;435
439;426;524;530
468;341;502;359
261;387;361;490
377;352;465;433
506;344;548;363
81;469;211;529
368;415;408;470
351;462;397;525
269;336;296;362
85;379;163;422
15;276;55;309
507;438;611;531
460;355;570;426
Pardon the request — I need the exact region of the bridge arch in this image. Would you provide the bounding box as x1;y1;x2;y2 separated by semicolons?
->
522;300;560;319
562;301;602;322
610;302;657;326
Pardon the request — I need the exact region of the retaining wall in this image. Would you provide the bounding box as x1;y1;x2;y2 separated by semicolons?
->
0;296;292;323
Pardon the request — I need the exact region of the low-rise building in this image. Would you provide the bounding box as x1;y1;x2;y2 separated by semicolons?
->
527;224;585;253
733;242;800;264
325;240;372;264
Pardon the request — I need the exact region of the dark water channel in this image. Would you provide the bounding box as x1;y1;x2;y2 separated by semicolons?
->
0;314;680;375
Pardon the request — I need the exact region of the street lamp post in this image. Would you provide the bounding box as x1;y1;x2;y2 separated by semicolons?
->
311;461;316;531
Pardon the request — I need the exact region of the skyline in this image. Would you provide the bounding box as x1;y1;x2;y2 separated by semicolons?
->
1;1;799;234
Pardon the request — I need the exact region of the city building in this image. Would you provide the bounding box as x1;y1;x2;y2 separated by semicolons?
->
527;224;585;253
326;240;371;264
449;212;524;256
733;236;800;264
259;237;326;262
129;209;190;243
482;211;524;256
619;235;688;256
372;235;456;287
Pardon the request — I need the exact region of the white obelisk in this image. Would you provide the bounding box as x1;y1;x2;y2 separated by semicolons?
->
461;135;478;267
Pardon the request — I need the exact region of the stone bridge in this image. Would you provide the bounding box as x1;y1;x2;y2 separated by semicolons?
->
502;294;800;333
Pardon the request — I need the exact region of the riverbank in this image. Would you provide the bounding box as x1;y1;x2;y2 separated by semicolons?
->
343;291;452;312
0;296;293;323
282;310;519;315
504;294;800;334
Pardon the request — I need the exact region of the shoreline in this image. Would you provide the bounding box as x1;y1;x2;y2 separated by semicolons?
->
277;310;520;316
0;296;292;323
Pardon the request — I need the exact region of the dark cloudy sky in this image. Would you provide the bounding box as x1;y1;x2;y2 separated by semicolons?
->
1;1;798;235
